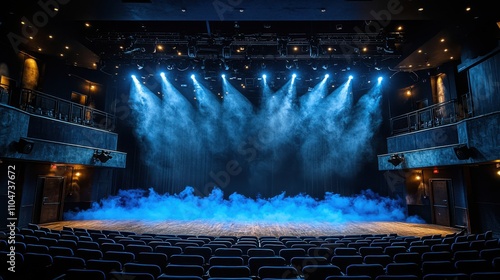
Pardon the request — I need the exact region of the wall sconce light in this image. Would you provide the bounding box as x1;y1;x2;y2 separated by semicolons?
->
496;163;500;176
93;150;112;163
388;153;405;166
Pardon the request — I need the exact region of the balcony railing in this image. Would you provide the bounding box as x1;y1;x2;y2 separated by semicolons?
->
19;88;116;132
390;94;472;135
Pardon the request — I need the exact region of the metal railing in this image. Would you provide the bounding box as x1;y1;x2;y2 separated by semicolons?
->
390;94;472;135
19;88;116;132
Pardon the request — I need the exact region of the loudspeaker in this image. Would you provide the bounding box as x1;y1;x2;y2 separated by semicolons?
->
17;138;35;154
453;145;471;160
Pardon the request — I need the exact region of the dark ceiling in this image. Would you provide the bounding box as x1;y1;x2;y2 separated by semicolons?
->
2;0;498;86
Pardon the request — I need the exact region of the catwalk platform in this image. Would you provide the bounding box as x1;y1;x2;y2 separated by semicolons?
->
40;220;461;237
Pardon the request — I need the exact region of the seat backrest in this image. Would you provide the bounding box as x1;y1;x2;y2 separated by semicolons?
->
279;248;307;262
258;265;300;279
302;264;342;280
345;263;385;278
330;255;363;273
247;248;275;257
421;260;455;275
385;262;420;276
65;269;106;280
164;264;205;277
454;259;492;274
75;248;103;260
421;251;452;262
109;271;155;280
247;256;286;275
208;256;244;266
169;254;205;266
86;259;123;275
103;250;135;264
422;273;469;280
208;265;251;278
363;254;392;267
155;245;183;257
214;247;243;257
124;262;162;278
359;247;384;257
334;247;358;256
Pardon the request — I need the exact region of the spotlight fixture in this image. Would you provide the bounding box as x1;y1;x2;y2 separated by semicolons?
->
93;150;112;163
453;144;473;160
16;138;35;154
388;154;404;166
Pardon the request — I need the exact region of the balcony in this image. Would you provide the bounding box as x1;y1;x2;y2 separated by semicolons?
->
19;88;115;132
390;94;472;136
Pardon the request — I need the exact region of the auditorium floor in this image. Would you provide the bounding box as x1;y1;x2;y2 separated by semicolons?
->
40;220;461;237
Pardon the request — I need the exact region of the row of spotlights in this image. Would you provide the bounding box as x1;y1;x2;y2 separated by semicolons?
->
134;73;383;81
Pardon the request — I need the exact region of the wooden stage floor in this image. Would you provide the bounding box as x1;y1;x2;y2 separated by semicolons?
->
40;220;461;238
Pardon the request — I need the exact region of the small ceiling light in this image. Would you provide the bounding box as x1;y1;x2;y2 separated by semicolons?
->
38;47;42;51
328;47;333;51
59;53;64;57
418;7;424;12
54;7;59;11
177;51;182;56
450;56;454;60
115;65;119;69
75;172;81;177
465;7;471;12
406;90;412;96
157;45;163;50
293;46;298;51
181;8;186;12
49;35;53;39
21;21;25;25
65;46;69;49
85;22;90;27
29;36;33;40
418;49;423;53
440;38;445;42
92;62;97;67
397;26;403;31
320;8;326;13
362;47;368;52
239;8;244;12
415;175;421;180
444;49;448;52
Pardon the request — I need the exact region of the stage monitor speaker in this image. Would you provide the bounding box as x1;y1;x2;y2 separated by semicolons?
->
453;145;471;160
17;138;35;154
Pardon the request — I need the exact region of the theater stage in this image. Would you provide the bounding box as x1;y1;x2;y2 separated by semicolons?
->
40;220;462;238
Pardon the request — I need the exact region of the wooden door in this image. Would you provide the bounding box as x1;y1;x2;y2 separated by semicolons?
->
38;176;65;224
431;179;451;227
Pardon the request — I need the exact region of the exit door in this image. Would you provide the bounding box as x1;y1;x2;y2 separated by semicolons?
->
430;179;451;227
37;176;65;224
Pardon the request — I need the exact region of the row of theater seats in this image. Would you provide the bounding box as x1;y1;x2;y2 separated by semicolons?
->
0;225;499;280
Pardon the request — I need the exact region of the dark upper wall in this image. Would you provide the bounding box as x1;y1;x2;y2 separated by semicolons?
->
468;51;500;116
